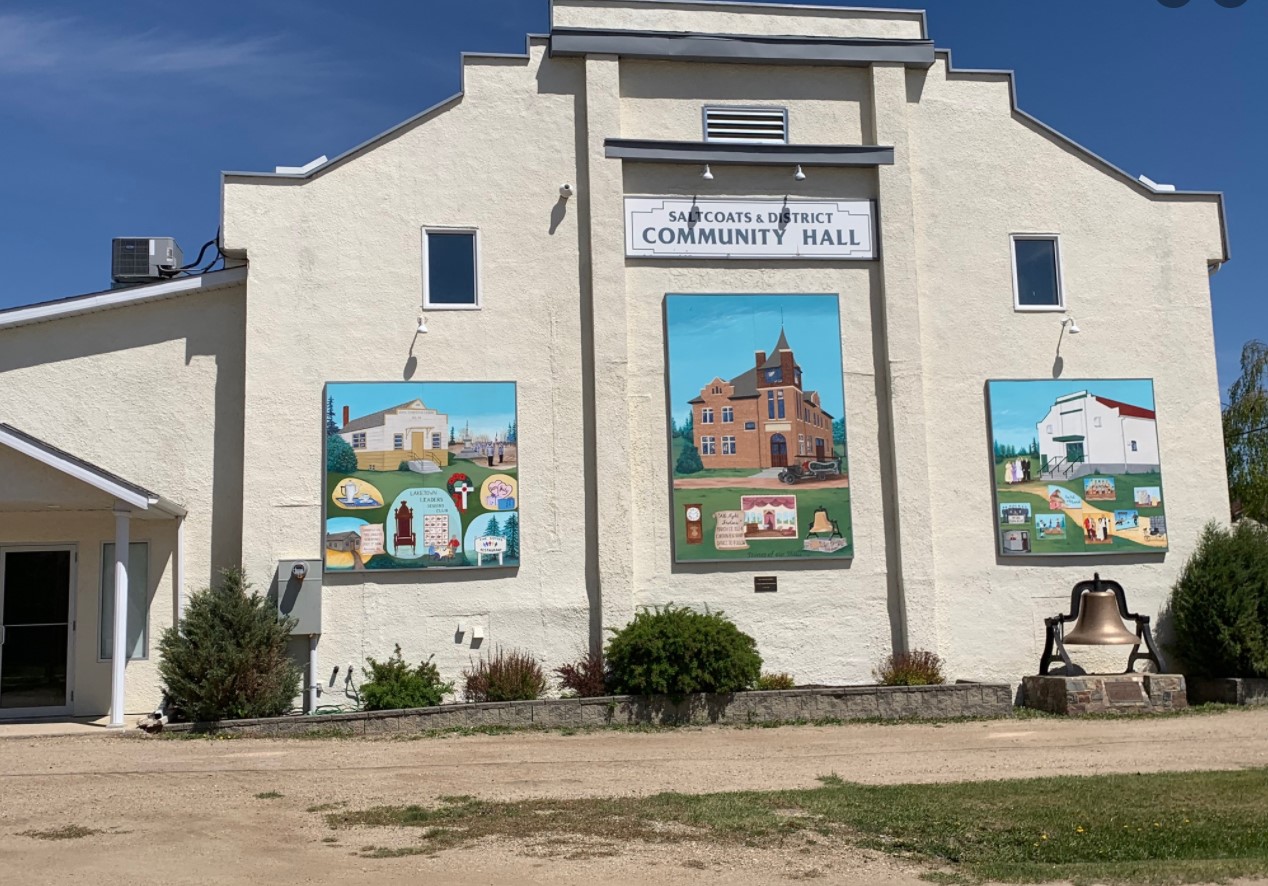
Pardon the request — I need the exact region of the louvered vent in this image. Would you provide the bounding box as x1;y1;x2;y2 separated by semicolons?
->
703;107;788;144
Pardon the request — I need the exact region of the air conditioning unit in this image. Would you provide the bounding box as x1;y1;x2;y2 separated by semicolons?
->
111;237;183;287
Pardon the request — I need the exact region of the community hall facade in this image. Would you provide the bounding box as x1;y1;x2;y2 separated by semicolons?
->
0;0;1229;723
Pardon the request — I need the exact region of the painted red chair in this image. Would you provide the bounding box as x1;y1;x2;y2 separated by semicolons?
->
394;502;416;555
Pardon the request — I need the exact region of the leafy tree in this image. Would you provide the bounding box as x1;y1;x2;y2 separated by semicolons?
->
675;440;704;475
158;569;301;722
448;426;456;445
503;514;520;560
325;396;338;435
326;434;358;474
832;417;846;446
1224;340;1268;522
678;413;694;440
507;420;518;444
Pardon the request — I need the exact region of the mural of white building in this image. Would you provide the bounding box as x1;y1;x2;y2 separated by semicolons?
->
1036;391;1159;478
337;399;450;471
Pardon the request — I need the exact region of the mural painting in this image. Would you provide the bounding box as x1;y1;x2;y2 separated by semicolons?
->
324;382;519;571
665;294;852;562
987;379;1168;556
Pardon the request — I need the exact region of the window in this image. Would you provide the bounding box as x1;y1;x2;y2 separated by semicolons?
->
712;385;723;394
393;433;404;450
1131;440;1138;452
423;228;480;308
744;421;757;431
701;436;716;456
722;406;734;423
777;390;785;419
798;434;805;454
764;367;783;384
1045;424;1053;434
1093;417;1102;428
722;435;736;455
432;432;442;449
766;390;775;419
701;407;714;424
351;432;366;449
100;542;148;661
1011;235;1063;310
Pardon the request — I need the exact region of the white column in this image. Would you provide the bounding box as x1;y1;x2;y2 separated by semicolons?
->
109;506;130;728
307;635;319;714
173;517;186;625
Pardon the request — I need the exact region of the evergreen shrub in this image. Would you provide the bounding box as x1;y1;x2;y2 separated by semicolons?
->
464;647;548;702
1168;521;1268;678
605;604;761;698
360;645;454;711
158;568;301;722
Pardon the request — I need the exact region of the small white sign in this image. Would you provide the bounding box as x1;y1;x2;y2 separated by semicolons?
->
625;197;875;260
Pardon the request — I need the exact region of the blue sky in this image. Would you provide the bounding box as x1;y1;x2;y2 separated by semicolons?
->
666;294;845;425
988;379;1156;450
327;381;515;439
0;1;1260;392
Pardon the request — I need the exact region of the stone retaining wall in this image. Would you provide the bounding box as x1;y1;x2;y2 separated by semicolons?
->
1186;677;1268;706
161;683;1013;738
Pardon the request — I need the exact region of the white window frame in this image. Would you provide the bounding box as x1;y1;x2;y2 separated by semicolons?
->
1010;233;1065;313
701;436;716;456
421;226;482;311
351;432;366;449
721;406;734;423
701;407;714;424
393;433;404;450
722;435;736;455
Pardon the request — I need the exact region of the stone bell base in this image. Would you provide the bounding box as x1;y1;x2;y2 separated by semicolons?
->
1022;673;1188;716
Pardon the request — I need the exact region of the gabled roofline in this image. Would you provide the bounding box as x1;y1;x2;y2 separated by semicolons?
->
221;34;547;184
549;0;928;41
937;49;1229;266
0;266;247;332
0;424;186;517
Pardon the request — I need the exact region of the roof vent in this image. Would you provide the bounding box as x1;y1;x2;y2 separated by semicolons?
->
704;107;787;145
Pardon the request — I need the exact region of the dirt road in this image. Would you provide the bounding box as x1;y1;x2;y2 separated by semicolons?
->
1;711;1266;885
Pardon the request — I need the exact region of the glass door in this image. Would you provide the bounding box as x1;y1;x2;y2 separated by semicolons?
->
0;548;73;715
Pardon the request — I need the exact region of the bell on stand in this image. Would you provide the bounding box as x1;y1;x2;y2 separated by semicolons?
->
1038;573;1164;675
805;507;843;539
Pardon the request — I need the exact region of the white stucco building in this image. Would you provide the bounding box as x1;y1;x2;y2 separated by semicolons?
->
0;0;1229;723
336;399;451;471
1035;391;1161;479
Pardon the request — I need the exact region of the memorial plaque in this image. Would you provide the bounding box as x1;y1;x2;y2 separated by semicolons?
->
754;576;778;594
713;510;749;551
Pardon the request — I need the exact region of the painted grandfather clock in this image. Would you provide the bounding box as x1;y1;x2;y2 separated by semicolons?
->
684;503;703;545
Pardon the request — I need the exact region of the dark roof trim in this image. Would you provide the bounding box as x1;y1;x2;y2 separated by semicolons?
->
605;139;893;167
0;424;186;516
937;49;1229;265
550;27;935;67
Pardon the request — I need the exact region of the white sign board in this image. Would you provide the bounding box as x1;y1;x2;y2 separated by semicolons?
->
625;197;875;260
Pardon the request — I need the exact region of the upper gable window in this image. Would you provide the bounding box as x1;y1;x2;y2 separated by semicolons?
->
423;228;480;309
704;107;788;145
1012;235;1063;311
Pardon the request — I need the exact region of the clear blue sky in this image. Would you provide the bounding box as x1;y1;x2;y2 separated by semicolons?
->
328;382;515;439
666;294;845;425
0;1;1260;391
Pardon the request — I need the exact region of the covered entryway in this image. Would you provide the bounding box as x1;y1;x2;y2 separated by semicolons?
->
0;424;185;727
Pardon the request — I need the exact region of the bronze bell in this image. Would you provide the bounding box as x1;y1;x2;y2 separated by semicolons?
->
1062;589;1140;646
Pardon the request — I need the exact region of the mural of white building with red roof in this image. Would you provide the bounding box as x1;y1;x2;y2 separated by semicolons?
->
1035;389;1160;477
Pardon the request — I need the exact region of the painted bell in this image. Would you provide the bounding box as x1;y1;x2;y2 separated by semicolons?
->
808;508;834;536
1062;590;1140;646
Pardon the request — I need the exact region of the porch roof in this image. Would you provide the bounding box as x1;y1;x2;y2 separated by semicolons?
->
0;424;185;518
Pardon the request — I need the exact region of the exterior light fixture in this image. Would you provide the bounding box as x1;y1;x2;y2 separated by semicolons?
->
794;165;806;181
417;314;429;334
701;164;714;181
1063;317;1080;335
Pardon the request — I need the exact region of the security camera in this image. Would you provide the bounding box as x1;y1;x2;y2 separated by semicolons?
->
559;183;574;199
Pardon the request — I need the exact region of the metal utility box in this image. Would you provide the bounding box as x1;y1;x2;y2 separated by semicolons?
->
275;559;322;635
111;237;182;286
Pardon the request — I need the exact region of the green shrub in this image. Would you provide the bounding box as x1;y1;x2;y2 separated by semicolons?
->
360;645;454;711
555;649;610;698
755;672;796;691
464;647;548;702
326;434;358;473
158;568;301;722
873;649;945;686
1168;521;1268;678
605;604;761;698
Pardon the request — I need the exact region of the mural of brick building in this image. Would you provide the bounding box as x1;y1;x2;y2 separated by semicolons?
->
688;330;834;469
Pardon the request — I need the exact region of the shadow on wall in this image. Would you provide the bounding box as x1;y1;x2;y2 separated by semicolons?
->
0;289;247;588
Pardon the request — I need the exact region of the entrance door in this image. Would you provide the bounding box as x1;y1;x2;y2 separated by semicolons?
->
770;434;788;468
0;548;74;716
815;439;826;459
1065;441;1085;464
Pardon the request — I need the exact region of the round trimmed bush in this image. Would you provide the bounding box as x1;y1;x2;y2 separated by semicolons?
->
1167;521;1268;678
605;604;761;698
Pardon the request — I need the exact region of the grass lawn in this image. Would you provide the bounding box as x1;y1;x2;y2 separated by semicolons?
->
324;768;1268;882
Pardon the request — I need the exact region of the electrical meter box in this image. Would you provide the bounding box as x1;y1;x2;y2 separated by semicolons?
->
275;559;322;635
